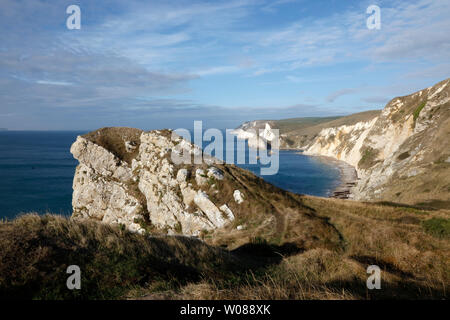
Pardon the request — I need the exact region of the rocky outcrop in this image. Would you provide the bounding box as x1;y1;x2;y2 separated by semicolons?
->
70;128;347;251
71;129;237;236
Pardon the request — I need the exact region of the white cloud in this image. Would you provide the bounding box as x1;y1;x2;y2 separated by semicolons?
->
261;0;300;13
36;80;73;86
326;88;361;103
195;66;241;76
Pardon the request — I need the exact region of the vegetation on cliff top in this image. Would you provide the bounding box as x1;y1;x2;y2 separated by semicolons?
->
1;194;448;300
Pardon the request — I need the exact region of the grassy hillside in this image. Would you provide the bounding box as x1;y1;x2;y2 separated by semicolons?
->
0;214;248;299
1;194;448;300
187;195;449;300
272;117;341;134
278;110;380;148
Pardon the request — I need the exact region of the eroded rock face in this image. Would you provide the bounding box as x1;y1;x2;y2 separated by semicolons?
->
71;129;235;236
302;79;450;202
234;79;450;204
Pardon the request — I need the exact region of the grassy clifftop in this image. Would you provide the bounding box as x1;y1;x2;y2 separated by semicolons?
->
1;194;448;300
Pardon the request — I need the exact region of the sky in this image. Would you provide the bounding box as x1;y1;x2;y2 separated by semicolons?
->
0;0;449;130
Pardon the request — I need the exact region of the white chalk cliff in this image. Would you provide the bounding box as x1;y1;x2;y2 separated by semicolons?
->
301;79;450;201
71;129;240;235
236;79;450;204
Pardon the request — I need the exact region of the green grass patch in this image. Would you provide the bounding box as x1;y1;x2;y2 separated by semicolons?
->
422;218;450;238
413;101;426;122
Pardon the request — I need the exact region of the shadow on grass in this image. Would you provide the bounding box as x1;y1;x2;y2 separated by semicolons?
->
349;255;416;279
232;241;304;263
414;199;450;210
370;201;439;211
325;277;447;300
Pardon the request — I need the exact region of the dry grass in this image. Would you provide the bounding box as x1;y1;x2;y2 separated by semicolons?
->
82;127;143;164
1;192;448;300
202;164;343;252
155;197;448;300
0;214;247;299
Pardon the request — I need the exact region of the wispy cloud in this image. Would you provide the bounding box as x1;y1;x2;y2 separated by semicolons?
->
0;0;449;130
195;66;241;76
36;80;73;86
261;0;300;13
326;88;361;103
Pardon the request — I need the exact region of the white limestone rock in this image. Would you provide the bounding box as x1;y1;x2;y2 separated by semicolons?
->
296;78;450;201
194;191;227;228
124;140;137;153
233;190;244;204
70;136;133;182
219;204;235;221
177;168;189;183
70;129;235;236
195;168;208;186
260;123;276;142
207;167;224;180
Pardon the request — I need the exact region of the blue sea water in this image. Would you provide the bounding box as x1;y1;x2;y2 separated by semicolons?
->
237;150;341;197
0;131;341;219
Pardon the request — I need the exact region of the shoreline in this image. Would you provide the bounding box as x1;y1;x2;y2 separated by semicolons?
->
296;152;358;199
326;157;358;199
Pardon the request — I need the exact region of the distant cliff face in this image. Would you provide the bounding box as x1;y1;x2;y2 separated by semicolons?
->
236;79;450;207
231;123;278;149
303;79;450;205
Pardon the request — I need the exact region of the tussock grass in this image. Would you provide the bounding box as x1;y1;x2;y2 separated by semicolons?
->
82;127;143;164
204;164;343;252
1;194;448;300
0;214;245;299
137;196;449;300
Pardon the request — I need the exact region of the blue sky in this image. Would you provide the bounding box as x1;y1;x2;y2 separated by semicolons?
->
0;0;449;130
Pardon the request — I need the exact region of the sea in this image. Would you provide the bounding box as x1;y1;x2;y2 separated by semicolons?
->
0;131;341;219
